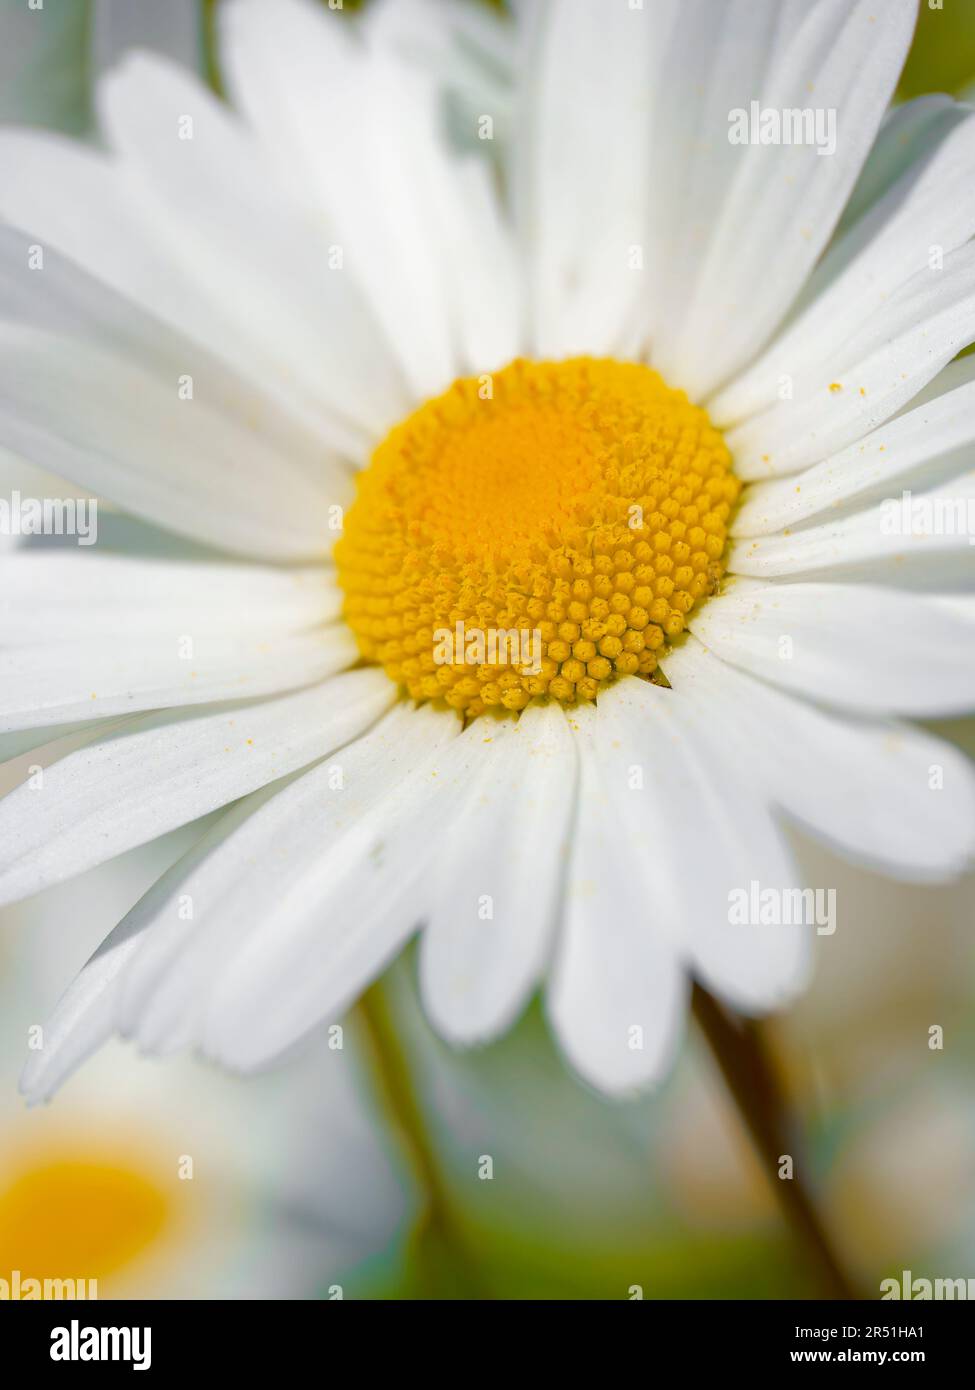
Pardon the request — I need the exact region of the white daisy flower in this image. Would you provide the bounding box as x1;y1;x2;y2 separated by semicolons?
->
2;0;975;1103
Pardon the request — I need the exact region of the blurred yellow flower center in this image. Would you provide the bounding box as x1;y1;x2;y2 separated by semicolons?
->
337;357;740;718
0;1151;169;1292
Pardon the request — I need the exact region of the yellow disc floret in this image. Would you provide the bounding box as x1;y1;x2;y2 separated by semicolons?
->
336;357;739;718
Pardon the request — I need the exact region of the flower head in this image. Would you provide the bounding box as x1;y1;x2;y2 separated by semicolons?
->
2;0;974;1100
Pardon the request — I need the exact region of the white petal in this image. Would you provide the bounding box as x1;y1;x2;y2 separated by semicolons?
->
360;5;521;373
653;0;918;397
367;0;514;79
712;101;975;425
201;710;520;1068
221;0;466;396
546;704;686;1096
640;0;799;364
662;637;975;882
0;552;341;643
0;107;399;462
732;357;975;537
18;909;149;1104
726;242;975;480
0;624;356;732
0;132;375;458
0;132;230;353
116;703;460;1059
729;471;975;584
0;668;393;906
422;154;521;374
512;0;663;357
0;299;348;560
690;577;975;716
113;781;302;1054
594;678;811;1015
0;437;92;525
419;701;576;1045
838;95;967;235
22;785;286;1097
95;52;409;445
366;0;515;156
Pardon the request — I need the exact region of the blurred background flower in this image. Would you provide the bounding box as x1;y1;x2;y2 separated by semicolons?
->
1;0;974;1301
0;751;414;1297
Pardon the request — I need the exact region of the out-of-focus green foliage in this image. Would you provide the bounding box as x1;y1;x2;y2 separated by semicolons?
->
0;0;91;132
899;0;975;98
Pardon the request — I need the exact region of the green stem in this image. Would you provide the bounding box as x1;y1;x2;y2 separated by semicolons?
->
356;981;486;1299
691;982;858;1300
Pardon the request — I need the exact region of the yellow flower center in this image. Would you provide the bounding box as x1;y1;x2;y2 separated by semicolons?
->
337;357;739;718
0;1147;170;1291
